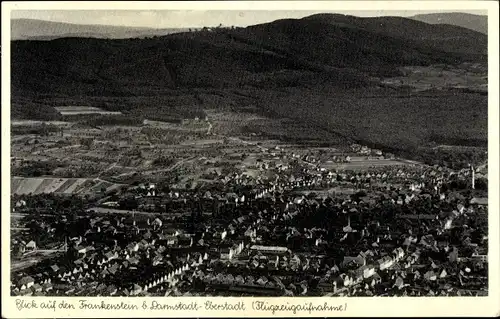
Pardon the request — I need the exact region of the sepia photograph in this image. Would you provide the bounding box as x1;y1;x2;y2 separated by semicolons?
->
1;1;499;317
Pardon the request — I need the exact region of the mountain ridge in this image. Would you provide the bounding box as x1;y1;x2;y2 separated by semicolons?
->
11;18;190;40
11;14;487;96
409;12;487;34
301;14;487;55
11;12;488;40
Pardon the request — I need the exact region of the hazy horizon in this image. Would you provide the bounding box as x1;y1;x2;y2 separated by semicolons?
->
11;10;487;28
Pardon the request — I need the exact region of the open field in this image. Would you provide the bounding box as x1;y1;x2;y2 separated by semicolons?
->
321;158;415;170
11;177;124;195
11;120;72;127
11;252;64;272
382;63;487;92
206;109;349;145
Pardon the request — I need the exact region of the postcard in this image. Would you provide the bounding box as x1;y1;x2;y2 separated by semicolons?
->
1;1;499;317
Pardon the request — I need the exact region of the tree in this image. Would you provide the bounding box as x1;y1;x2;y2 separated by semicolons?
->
119;197;139;210
81;138;93;149
475;178;487;191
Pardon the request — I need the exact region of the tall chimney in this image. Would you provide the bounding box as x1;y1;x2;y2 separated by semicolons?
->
471;165;475;190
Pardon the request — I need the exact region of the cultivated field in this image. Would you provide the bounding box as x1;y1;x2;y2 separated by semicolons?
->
320;158;415;170
11;177;123;195
382;63;487;92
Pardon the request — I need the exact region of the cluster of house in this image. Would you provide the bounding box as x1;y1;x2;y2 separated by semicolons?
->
349;144;384;157
11;139;487;297
12;212;217;296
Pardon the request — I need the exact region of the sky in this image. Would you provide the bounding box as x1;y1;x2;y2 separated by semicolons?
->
10;9;487;28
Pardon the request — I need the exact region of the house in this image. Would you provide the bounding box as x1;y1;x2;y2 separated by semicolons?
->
75;245;87;254
131;284;142;296
13;241;26;254
360;265;376;279
393;247;405;261
377;256;394;270
25;240;37;251
178;236;193;247
256;276;269;286
372;149;383;156
18;276;35;290
290;254;301;267
439;269;448;278
350;144;362;152
424;270;437;281
30;283;43;293
128;257;140;266
471;252;488;262
470;197;488;206
220;230;228;240
104;251;118;262
108;264;119;275
106;285;118;296
244;227;257;238
19;289;33;296
370;272;382;287
166;236;178;246
220;247;233;260
50;264;60;273
393;276;405;289
358;250;375;261
126;242;139;253
267;256;279;270
359;146;371;155
342;256;366;268
249;245;289;255
139;239;150;249
231;242;244;256
340;273;353;287
42;282;53;292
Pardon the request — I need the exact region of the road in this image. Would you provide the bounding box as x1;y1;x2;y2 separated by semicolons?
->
97;150;127;178
138;156;198;175
225;136;268;152
32;144;82;155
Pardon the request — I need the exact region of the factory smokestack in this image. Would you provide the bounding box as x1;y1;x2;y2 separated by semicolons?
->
470;165;475;189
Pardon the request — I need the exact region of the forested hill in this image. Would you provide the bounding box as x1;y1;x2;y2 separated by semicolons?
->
409;12;488;35
11;14;486;97
10;14;487;155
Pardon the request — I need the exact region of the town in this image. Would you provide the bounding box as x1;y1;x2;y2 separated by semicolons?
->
10;114;488;297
